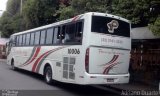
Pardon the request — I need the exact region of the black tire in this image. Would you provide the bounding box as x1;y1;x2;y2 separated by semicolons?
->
44;66;53;84
11;60;16;70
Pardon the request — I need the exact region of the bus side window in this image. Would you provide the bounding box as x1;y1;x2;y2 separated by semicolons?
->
30;32;35;45
16;36;19;46
62;25;66;43
26;33;31;46
35;31;40;45
53;27;61;44
64;23;76;44
46;28;54;45
40;30;46;45
19;35;23;46
22;34;26;46
76;21;83;43
63;21;83;45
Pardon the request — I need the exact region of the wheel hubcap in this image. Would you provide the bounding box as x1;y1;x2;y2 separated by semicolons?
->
46;69;52;82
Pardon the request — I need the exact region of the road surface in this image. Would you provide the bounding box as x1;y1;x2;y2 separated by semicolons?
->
0;60;120;96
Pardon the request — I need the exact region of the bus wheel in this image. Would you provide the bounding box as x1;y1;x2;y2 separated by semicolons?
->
11;60;16;70
44;66;53;84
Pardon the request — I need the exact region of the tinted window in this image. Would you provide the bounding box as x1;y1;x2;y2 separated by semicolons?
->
40;30;46;45
62;21;83;44
35;31;40;45
26;33;30;45
30;33;35;45
92;16;130;37
46;28;54;44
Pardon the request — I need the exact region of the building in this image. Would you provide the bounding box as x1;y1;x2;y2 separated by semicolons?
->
0;38;9;59
130;27;160;86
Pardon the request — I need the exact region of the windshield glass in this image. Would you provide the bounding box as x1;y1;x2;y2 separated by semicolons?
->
91;16;130;37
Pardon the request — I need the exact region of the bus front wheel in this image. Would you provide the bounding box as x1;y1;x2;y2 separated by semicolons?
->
44;66;53;84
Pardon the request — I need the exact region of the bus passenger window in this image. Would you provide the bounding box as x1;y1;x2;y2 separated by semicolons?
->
64;24;76;44
40;30;46;45
62;25;66;43
35;31;40;45
46;28;54;45
63;21;83;45
30;32;35;45
53;27;61;44
76;22;83;42
16;36;19;46
19;35;23;46
26;33;30;46
22;34;26;46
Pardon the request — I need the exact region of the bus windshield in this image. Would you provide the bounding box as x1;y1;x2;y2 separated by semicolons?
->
91;16;130;37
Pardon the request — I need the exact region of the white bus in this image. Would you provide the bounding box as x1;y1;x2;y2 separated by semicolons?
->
7;12;131;85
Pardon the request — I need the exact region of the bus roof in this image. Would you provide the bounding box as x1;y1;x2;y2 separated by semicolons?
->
12;12;130;36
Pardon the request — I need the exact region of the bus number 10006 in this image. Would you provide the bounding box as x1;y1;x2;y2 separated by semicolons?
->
68;49;80;54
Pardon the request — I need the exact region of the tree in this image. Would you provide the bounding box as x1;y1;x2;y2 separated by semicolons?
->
58;0;111;20
22;0;59;29
110;0;160;35
110;0;151;27
0;0;22;37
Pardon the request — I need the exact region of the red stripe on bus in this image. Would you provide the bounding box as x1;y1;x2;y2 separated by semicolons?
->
26;47;41;65
32;47;65;72
105;55;117;65
103;55;119;74
35;47;66;73
18;47;37;67
103;62;119;74
32;50;53;72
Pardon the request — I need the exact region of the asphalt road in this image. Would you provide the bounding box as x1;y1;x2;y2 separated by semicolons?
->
0;60;120;96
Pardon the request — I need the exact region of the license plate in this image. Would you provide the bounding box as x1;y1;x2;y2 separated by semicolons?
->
107;78;114;82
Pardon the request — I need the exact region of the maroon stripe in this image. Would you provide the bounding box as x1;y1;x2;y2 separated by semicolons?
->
103;62;119;74
25;47;41;66
32;49;53;72
103;55;119;74
32;47;65;72
106;55;117;65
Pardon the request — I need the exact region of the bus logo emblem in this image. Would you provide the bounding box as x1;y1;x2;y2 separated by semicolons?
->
107;20;119;33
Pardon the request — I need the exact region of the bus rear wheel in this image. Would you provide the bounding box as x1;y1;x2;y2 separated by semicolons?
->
44;66;53;84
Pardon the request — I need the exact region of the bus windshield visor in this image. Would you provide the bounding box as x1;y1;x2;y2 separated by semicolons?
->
91;16;130;37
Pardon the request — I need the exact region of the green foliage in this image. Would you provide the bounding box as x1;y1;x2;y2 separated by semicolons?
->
149;16;160;36
110;0;150;25
22;0;59;29
58;5;75;20
0;0;160;37
0;0;22;37
58;0;111;20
